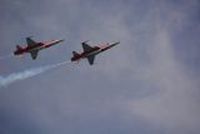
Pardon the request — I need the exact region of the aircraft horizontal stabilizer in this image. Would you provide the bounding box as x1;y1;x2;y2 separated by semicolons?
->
16;45;23;50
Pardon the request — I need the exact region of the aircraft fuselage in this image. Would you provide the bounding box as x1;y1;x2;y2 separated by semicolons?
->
71;42;119;62
14;39;64;55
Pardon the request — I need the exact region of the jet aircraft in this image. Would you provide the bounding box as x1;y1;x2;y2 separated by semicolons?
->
14;37;64;60
71;41;119;65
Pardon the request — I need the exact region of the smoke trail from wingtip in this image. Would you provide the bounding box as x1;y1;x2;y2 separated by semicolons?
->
0;61;70;88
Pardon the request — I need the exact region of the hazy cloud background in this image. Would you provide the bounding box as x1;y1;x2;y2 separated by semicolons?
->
0;0;199;134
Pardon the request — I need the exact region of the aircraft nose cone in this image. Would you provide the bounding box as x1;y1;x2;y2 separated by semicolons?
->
54;39;64;45
113;41;120;46
59;39;64;42
110;42;120;48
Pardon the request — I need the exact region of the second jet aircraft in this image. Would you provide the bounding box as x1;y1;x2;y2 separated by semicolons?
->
71;41;119;65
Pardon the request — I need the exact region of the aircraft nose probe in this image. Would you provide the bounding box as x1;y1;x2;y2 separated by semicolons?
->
57;39;65;43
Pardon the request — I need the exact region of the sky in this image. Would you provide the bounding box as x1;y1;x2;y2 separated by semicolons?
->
0;0;200;134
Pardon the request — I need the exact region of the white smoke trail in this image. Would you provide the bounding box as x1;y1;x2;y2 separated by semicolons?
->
0;61;70;88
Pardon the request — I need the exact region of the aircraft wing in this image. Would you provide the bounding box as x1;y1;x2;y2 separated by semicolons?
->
87;55;95;65
82;43;93;52
30;50;39;60
26;37;37;47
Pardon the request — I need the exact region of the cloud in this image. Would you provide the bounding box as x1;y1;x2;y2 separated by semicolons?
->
124;2;200;133
128;26;199;128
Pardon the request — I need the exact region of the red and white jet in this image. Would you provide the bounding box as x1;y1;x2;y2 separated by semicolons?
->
71;41;120;65
14;37;64;60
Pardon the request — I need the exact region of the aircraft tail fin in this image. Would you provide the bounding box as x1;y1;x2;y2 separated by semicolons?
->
72;51;80;57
